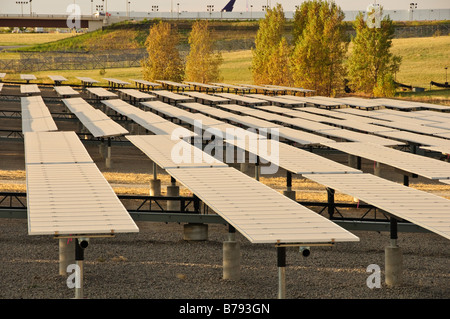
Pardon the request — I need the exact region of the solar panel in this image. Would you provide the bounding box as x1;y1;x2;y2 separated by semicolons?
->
63;98;128;138
127;135;227;169
334;97;384;109
86;87;118;99
214;93;269;106
20;84;41;95
118;89;155;101
166;166;359;244
131;79;161;88
376;98;450;111
20;74;37;81
280;95;344;108
376;130;449;147
102;99;196;138
77;77;99;85
103;78;130;86
303;173;450;240
323;141;450;180
182;92;229;104
25;131;138;236
245;94;305;107
54;86;79;97
420;145;450;155
24;131;93;164
226;138;362;175
21;96;57;133
370;118;450;136
26;162;138;236
48;75;68;83
277;126;336;145
150;90;195;104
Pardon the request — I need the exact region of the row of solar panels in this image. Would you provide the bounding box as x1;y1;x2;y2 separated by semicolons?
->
20;86;450;242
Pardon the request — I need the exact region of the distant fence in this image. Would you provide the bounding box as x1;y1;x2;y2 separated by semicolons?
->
0;49;147;72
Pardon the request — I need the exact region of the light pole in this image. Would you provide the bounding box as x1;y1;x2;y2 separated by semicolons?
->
409;2;417;21
16;1;28;16
207;5;214;17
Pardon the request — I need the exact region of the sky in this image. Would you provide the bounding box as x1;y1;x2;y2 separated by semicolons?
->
0;0;449;15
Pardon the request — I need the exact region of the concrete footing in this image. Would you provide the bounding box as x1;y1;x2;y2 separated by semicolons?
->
167;185;180;211
150;179;161;196
223;240;241;280
239;162;248;173
385;245;402;287
98;143;105;159
183;223;208;241
59;238;75;276
374;161;382;177
348;154;360;169
283;190;296;201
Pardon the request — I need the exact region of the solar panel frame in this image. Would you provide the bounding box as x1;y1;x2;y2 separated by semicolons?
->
323;141;450;180
303;173;450;240
127;135;227;169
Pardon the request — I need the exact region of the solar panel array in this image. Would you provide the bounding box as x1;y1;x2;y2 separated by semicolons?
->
16;80;450;244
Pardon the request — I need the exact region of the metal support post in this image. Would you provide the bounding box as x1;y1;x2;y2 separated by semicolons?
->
277;246;286;299
283;171;296;200
327;188;335;218
255;156;260;181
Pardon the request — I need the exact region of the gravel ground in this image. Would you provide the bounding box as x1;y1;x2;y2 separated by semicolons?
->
0;217;448;300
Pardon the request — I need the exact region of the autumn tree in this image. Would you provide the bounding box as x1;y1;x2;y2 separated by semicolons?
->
290;0;348;96
251;4;292;85
346;9;401;97
141;21;184;82
185;20;223;84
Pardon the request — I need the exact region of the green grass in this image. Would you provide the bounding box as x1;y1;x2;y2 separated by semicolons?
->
0;33;76;46
390;36;450;89
219;50;253;84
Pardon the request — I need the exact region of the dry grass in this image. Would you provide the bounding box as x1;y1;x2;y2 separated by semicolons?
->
0;32;76;46
2;170;449;202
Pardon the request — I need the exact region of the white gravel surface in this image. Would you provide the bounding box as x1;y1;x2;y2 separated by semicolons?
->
0;218;448;300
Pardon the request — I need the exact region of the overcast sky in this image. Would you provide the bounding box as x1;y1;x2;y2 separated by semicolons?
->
1;0;449;15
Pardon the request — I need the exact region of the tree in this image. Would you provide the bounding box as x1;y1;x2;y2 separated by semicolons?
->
266;37;293;86
346;9;401;97
185;20;223;84
141;21;184;82
251;4;291;85
290;0;348;96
